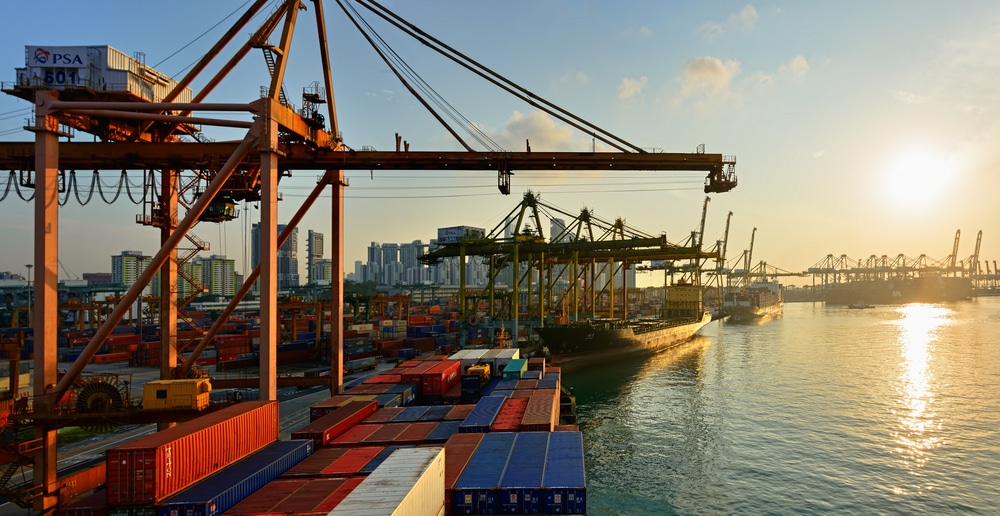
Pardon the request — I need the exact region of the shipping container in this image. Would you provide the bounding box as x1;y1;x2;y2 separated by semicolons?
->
361;423;410;446
308;395;357;421
385;382;418;406
280;447;348;478
491;397;530;432
363;406;405;424
421;360;461;397
391;405;430;423
373;392;403;408
327;423;382;447
291;400;378;447
498;432;549;514
59;488;108;516
142;379;211;410
459;395;507;433
502;359;528;381
224;477;363;514
359;444;414;475
543;431;587;515
154;439;313;516
445;404;475;421
443;433;484;515
452;432;516;515
330;447;445;515
424;420;462;444
393;421;437;445
520;391;559;432
418;405;454;422
322;446;383;476
106;401;278;505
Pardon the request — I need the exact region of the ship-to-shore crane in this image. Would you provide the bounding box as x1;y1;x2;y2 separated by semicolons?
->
0;0;738;509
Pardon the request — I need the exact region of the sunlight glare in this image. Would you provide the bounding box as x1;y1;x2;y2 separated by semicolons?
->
885;151;955;207
890;304;950;471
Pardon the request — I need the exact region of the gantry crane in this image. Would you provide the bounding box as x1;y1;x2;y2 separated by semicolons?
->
0;1;738;509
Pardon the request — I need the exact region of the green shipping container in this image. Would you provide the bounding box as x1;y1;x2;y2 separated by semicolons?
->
502;358;527;381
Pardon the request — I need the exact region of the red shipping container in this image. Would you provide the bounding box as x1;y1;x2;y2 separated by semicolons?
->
328;423;381;447
511;389;534;399
555;424;581;432
225;478;311;514
519;391;558;432
314;476;365;512
291;400;378;447
59;488;107;516
361;423;409;445
308;395;356;421
105;401;278;505
420;360;461;396
491;397;530;432
363;374;402;384
282;447;349;478
445;404;475;421
320;446;383;476
515;379;539;390
362;407;405;424
394;421;437;445
444;433;485;515
400;361;436;384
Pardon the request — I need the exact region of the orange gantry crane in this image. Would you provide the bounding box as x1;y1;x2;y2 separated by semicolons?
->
0;0;737;510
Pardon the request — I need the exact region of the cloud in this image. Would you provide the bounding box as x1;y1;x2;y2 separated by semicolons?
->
747;71;774;91
698;5;759;39
618;76;648;99
625;25;653;38
487;110;592;152
779;55;810;79
736;5;759;28
639;26;653;38
678;57;741;99
893;90;930;104
813;150;827;158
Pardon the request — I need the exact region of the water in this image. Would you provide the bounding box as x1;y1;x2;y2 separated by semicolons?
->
567;298;1000;515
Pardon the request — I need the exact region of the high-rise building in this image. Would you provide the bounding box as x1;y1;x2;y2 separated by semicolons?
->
111;251;151;290
201;255;237;296
252;223;300;290
307;230;324;285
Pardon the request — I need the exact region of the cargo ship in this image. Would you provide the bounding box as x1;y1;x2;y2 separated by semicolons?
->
823;275;973;305
535;282;712;372
723;280;783;322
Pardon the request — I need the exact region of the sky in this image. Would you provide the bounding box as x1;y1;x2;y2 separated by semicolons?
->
1;1;999;287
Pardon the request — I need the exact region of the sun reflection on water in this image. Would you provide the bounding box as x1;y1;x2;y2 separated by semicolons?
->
889;304;950;479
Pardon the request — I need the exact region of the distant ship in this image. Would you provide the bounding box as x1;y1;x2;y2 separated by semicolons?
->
824;275;972;305
723;280;784;322
535;282;712;372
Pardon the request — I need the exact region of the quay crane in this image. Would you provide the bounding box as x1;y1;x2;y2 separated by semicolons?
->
0;0;739;510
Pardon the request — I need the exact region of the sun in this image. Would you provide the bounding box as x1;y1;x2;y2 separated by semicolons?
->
884;150;955;207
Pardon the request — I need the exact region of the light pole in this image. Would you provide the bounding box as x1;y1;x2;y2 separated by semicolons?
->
24;263;32;327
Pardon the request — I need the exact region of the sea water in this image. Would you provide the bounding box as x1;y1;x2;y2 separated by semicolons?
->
568;298;1000;514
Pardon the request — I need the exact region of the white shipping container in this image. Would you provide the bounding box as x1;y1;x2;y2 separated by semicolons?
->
330;447;445;515
436;225;486;244
460;349;488;371
495;348;521;373
480;349;503;377
448;350;470;361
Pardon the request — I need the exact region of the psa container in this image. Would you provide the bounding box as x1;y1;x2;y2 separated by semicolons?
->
154;439;313;516
106;401;278;506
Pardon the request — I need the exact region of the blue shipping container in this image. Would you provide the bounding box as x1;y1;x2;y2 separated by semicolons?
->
418;405;453;422
360;445;415;475
155;439;313;516
522;370;542;380
385;383;417;406
459;395;507;433
543;432;587;515
424;420;461;444
453;432;516;515
391;406;430;423
499;432;550;514
373;392;402;408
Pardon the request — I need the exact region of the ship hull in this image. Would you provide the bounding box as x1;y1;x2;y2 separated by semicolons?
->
536;311;712;372
824;276;972;305
727;301;783;323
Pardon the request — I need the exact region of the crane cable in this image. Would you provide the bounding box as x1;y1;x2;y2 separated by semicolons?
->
355;0;646;154
336;0;504;153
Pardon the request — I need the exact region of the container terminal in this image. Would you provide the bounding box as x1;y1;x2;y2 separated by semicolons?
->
0;0;743;513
